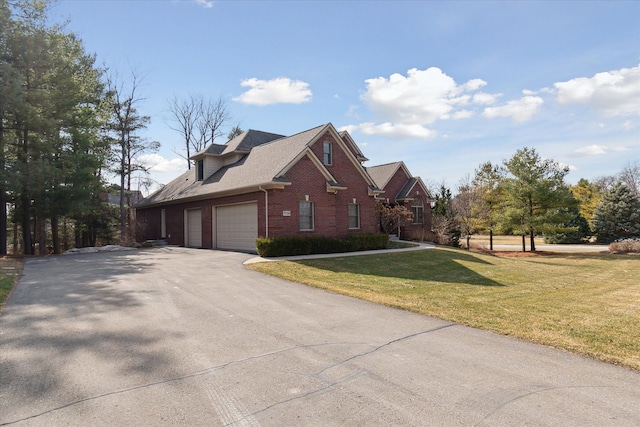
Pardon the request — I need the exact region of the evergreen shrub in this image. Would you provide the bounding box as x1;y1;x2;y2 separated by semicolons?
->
256;233;389;257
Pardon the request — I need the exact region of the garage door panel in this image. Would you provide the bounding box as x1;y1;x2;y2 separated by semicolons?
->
216;203;257;252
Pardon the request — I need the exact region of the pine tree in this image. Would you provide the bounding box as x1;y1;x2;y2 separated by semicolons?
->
593;182;640;243
498;147;575;251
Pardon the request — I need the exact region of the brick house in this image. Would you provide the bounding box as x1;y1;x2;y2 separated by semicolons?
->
366;161;434;242
135;123;432;252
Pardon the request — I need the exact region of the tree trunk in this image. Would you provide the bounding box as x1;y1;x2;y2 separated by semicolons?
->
21;203;33;255
530;230;536;252
13;221;18;255
52;214;59;254
466;235;471;250
119;151;126;243
521;234;526;252
37;214;46;256
489;229;493;251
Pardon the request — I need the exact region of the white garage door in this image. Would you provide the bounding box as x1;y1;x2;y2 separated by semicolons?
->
186;209;202;248
216;203;258;252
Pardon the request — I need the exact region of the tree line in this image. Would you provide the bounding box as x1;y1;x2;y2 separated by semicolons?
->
0;0;158;255
432;148;640;251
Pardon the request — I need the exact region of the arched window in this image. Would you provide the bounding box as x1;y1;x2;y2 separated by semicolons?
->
411;197;424;224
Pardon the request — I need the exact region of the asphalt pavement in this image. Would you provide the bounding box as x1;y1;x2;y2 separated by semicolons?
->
1;247;638;426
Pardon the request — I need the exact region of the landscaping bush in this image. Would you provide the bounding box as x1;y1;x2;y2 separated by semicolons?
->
345;233;389;251
256;233;389;257
609;238;640;254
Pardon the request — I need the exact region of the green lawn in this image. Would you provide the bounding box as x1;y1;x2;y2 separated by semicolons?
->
247;247;640;371
0;258;21;311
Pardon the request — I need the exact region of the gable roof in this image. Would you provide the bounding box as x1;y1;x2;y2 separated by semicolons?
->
395;177;429;201
366;161;432;202
366;161;410;190
338;130;368;162
136;123;378;208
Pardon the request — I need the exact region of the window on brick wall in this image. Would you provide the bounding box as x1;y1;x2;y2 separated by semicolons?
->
323;142;332;165
348;204;360;229
300;201;314;230
411;197;424;224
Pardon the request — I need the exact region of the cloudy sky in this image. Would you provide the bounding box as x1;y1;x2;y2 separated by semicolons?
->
51;0;639;195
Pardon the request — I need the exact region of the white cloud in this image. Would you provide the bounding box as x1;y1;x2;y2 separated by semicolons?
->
483;95;544;122
338;124;358;134
453;110;474;119
473;92;500;105
233;77;312;106
357;122;435;139
194;0;215;8
575;144;607;156
345;104;360;118
361;67;488;125
573;144;630;157
137;153;185;173
350;67;496;138
554;64;640;117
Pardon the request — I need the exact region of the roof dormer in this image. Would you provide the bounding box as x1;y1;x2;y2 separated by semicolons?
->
189;130;285;181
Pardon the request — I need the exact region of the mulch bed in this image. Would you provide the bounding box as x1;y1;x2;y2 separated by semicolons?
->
473;249;556;257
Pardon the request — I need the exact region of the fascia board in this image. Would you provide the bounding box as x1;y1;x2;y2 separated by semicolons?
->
134;182;290;209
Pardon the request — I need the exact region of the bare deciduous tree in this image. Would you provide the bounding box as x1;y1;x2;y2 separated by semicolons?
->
453;175;482;250
168;95;231;169
618;161;640;197
106;70;156;242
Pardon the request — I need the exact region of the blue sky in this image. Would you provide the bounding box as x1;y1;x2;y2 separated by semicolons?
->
51;0;640;195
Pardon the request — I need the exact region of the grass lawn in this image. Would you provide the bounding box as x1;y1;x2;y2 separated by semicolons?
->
247;247;640;371
0;258;21;311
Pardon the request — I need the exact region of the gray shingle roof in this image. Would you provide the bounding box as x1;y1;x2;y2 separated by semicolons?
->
222;129;286;154
136;124;329;208
191;129;285;159
366;162;403;189
396;177;419;201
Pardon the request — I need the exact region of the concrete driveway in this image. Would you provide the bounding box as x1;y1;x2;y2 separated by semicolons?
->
1;247;638;426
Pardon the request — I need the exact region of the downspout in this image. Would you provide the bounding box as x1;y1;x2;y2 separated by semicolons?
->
259;186;269;238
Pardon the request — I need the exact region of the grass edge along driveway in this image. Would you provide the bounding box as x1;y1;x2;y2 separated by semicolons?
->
247;247;640;372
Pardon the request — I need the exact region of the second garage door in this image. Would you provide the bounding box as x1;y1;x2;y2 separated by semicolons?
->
216;203;258;252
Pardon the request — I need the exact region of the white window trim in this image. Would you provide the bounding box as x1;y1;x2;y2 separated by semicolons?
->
348;203;360;229
323;142;332;166
300;201;314;231
412;197;424;224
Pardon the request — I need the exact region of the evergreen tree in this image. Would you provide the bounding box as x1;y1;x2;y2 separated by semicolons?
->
593;182;640;243
0;0;111;254
498;147;575;251
543;206;591;244
431;184;460;247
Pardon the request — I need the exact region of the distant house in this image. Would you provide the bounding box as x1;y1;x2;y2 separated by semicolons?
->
367;161;434;242
135;123;432;252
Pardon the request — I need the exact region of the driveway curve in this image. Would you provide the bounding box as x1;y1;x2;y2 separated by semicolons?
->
1;247;638;426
